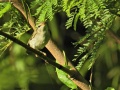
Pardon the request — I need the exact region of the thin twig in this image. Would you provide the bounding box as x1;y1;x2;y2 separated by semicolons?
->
0;0;90;90
0;31;90;90
107;30;120;44
0;30;72;76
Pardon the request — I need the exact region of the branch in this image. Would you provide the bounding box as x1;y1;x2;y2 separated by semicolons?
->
0;30;77;81
107;30;120;44
0;0;90;89
0;0;36;30
0;30;89;90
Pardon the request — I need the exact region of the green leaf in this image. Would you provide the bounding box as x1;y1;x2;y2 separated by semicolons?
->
56;51;77;89
56;68;77;89
105;87;115;90
0;2;11;18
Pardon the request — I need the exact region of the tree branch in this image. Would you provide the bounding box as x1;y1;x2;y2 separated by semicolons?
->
0;0;90;90
0;30;90;90
107;30;120;44
0;0;36;30
0;30;77;82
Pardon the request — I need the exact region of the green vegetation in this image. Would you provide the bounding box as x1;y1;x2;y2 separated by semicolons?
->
0;0;120;90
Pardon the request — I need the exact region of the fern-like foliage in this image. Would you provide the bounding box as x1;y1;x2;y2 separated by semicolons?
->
30;0;61;24
0;0;119;71
63;0;116;70
105;0;120;16
0;3;30;56
0;0;119;89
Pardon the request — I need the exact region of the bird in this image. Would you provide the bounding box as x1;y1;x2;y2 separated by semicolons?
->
27;22;50;52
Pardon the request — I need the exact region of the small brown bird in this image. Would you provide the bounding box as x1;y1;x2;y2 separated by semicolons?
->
28;22;50;50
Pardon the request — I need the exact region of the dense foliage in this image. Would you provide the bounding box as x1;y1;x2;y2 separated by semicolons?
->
0;0;120;90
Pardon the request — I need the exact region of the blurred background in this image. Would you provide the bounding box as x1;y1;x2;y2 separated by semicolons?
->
0;2;120;90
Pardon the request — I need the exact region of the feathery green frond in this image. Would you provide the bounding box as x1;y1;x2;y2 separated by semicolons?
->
65;12;75;29
0;0;119;89
70;0;116;70
105;0;120;16
0;7;30;56
0;0;117;71
31;0;60;23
